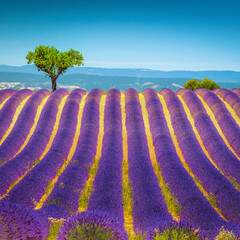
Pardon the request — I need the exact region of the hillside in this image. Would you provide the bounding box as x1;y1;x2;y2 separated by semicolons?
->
0;88;240;239
0;71;240;91
1;65;240;82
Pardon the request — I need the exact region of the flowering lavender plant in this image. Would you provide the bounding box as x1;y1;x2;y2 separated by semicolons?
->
0;89;50;165
87;89;125;226
6;89;84;209
39;89;102;218
195;88;240;158
161;88;240;224
0;89;16;105
177;88;240;187
0;88;68;197
0;200;49;240
0;89;32;142
57;210;128;240
125;88;172;237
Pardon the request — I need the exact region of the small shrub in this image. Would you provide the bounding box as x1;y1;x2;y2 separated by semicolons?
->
57;210;128;240
215;226;238;240
184;78;220;91
154;221;203;240
0;200;49;239
184;79;201;91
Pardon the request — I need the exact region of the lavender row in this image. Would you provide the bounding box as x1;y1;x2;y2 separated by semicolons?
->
213;88;240;119
160;88;240;223
177;88;240;186
0;89;68;197
195;88;240;158
0;89;50;165
39;89;102;219
0;89;33;142
125;88;172;236
232;88;240;96
87;89;124;225
143;89;226;237
0;89;16;105
5;89;85;209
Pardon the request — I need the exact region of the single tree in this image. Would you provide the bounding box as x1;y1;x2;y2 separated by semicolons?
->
200;78;220;90
26;45;84;91
184;79;201;91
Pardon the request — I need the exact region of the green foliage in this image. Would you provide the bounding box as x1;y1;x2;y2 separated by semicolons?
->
47;218;65;240
215;227;237;240
184;78;220;91
66;222;117;240
200;78;220;90
184;79;201;91
26;45;84;91
135;231;147;239
154;226;200;240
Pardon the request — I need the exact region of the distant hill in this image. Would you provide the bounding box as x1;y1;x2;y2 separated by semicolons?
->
0;65;239;91
0;65;240;82
0;72;190;91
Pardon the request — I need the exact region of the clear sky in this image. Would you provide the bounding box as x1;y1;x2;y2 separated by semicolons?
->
1;0;240;71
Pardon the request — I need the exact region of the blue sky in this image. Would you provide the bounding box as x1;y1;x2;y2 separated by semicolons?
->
1;0;240;70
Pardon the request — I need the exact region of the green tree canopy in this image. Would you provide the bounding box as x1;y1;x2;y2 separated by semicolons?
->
184;78;220;91
200;78;220;90
26;45;84;91
183;79;201;91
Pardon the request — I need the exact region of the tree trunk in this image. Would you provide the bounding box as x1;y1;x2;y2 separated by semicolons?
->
51;77;57;92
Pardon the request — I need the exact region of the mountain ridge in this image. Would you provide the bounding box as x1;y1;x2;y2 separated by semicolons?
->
0;65;240;82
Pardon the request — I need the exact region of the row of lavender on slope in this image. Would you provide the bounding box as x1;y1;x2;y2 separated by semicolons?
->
232;88;240;96
143;89;227;239
0;89;16;105
5;89;85;208
177;88;240;186
195;88;240;158
0;89;68;197
213;88;240;119
0;89;50;165
125;88;172;237
0;89;33;143
87;89;125;225
160;88;240;223
39;89;102;219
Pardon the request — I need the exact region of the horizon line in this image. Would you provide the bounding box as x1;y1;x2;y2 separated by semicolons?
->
0;64;239;72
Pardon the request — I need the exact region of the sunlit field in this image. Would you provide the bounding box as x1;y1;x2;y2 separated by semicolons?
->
0;88;240;240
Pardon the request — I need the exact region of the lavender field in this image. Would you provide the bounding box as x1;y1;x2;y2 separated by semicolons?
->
0;87;240;240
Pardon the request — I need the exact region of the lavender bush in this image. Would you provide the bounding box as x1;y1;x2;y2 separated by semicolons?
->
0;88;68;197
5;89;85;208
0;89;50;164
39;89;102;218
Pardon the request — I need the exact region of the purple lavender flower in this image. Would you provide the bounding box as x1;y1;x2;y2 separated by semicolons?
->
232;88;240;96
57;210;128;240
0;200;49;240
160;88;240;223
153;220;206;240
144;89;227;237
0;89;16;105
213;88;240;120
0;89;50;165
87;89;125;228
177;88;240;187
125;88;172;237
39;89;102;218
0;89;68;197
195;88;240;158
5;89;85;209
0;89;33;141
